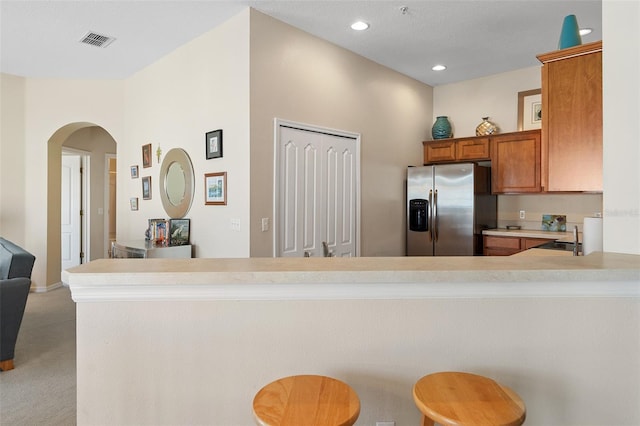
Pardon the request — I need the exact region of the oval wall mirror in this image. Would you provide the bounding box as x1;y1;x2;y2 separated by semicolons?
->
159;148;194;219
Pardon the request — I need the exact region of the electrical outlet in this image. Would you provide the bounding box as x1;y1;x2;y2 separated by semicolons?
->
230;219;241;231
519;210;526;219
261;217;269;232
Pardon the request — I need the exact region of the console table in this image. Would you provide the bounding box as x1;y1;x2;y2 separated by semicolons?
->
111;240;192;259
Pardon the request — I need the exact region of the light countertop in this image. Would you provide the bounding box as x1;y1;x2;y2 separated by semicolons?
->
483;228;576;242
62;253;640;302
511;248;574;257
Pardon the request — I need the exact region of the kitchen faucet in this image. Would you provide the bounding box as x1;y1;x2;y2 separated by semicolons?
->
573;225;580;256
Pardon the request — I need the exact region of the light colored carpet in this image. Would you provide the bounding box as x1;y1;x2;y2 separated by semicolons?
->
0;286;76;425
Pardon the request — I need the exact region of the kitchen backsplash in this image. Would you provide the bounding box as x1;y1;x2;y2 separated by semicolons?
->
497;193;603;232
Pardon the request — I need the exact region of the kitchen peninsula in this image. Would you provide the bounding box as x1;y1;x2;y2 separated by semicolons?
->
63;254;639;425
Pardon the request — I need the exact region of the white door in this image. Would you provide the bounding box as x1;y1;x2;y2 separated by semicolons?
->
276;123;359;257
61;155;81;270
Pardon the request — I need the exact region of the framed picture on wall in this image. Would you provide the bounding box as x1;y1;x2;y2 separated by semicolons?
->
142;143;152;168
204;172;227;205
517;89;542;131
130;197;138;211
142;176;152;200
205;129;223;159
130;165;139;178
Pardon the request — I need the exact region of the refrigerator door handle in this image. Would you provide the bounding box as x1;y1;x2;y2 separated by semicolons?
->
434;189;439;242
428;190;434;242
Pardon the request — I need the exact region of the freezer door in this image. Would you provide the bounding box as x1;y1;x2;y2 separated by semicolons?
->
406;166;434;256
433;163;475;255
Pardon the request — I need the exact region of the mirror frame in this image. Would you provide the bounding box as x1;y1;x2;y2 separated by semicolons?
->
159;148;195;219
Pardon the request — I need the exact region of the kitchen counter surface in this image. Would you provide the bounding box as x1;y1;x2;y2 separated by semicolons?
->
511;248;574;257
63;253;640;302
483;228;575;241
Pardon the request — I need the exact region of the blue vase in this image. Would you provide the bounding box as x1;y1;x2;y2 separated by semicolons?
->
558;14;582;49
432;116;452;139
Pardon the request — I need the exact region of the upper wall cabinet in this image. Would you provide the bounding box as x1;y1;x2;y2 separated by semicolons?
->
491;130;541;194
423;131;541;194
423;136;490;164
537;41;603;192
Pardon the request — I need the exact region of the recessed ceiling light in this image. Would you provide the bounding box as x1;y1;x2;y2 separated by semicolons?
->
432;65;446;71
579;28;593;36
351;21;369;31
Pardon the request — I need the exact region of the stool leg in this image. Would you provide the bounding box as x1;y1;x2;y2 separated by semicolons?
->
0;359;15;371
421;415;435;426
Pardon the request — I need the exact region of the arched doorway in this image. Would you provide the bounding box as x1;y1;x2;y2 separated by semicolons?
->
47;123;117;286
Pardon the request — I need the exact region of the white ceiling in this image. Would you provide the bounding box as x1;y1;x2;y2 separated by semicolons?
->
0;0;602;86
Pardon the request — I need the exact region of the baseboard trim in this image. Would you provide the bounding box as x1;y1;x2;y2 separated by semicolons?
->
31;281;63;293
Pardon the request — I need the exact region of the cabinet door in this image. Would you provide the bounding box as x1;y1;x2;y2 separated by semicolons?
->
539;41;602;192
457;137;490;161
423;140;456;163
491;130;541;193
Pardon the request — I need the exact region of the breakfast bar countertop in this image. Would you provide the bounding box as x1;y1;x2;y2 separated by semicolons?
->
62;253;640;302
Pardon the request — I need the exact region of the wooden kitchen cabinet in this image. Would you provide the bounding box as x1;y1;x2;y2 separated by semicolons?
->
490;130;541;193
483;235;554;256
423;136;490;164
537;41;602;192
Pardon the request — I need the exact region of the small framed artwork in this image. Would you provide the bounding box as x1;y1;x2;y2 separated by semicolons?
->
205;129;223;159
130;197;138;211
142;176;152;200
204;172;227;205
130;165;139;179
517;89;542;131
142;143;152;168
169;218;190;246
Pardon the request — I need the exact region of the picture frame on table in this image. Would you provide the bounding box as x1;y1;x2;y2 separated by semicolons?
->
130;165;139;179
142;143;152;168
142;176;152;200
204;172;227;205
130;197;138;211
169;219;190;246
517;89;542;131
154;219;169;246
205;129;223;159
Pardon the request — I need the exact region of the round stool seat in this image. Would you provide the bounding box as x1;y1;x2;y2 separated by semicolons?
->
413;372;526;426
253;374;360;426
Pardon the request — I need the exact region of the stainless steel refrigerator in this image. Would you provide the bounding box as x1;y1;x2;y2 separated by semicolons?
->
406;163;496;256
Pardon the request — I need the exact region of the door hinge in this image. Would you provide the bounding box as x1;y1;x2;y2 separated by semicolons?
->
80;209;84;216
80;252;85;260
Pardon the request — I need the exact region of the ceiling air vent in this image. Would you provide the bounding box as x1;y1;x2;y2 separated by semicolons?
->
79;31;116;48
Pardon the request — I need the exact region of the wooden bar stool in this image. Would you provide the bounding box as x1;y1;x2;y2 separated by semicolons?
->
253;374;360;426
413;372;526;426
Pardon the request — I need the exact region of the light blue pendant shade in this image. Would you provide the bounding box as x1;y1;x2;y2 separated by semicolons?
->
558;14;582;49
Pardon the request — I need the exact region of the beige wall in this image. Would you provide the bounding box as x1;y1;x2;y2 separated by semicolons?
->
0;75;124;290
603;0;640;255
122;9;251;258
76;296;639;425
0;73;27;243
434;66;541;136
249;10;434;257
